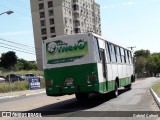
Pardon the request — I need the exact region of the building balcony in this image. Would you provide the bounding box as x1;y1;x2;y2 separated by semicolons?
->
74;23;80;28
74;20;80;25
73;12;80;16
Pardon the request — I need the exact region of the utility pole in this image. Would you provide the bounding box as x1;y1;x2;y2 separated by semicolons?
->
128;46;136;51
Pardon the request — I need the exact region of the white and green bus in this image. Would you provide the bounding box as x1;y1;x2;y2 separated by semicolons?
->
42;33;135;101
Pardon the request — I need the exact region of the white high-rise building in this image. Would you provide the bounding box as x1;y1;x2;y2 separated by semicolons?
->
30;0;101;70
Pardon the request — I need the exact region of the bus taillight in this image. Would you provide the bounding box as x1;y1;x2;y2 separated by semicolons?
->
88;76;96;81
65;78;73;86
46;80;53;85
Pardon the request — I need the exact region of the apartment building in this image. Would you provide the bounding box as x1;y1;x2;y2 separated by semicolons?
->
30;0;101;70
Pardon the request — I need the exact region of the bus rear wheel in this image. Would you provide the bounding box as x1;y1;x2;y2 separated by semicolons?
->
112;82;118;98
75;93;89;102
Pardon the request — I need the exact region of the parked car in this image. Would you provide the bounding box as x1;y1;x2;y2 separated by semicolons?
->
5;74;25;82
0;76;5;83
24;73;43;79
156;73;160;77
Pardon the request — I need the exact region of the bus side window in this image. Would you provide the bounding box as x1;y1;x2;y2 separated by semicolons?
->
120;48;124;63
116;46;122;63
127;51;131;64
121;48;126;63
125;50;129;64
119;47;122;63
124;49;126;63
114;46;118;62
93;37;101;61
130;51;133;64
105;42;111;63
110;44;116;63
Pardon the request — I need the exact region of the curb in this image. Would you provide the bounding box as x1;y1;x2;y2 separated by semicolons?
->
0;91;46;100
26;91;45;96
150;87;160;108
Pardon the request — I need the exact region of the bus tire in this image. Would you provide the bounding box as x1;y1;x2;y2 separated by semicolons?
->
75;93;88;102
125;84;132;90
112;82;118;98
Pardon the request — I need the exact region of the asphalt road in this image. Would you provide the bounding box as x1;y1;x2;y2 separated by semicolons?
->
0;77;160;120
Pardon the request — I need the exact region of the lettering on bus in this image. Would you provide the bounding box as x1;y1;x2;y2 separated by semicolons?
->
46;39;88;64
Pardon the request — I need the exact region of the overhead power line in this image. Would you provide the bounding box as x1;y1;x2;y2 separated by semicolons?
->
0;38;43;56
0;42;35;53
0;38;42;51
0;45;42;57
0;45;36;55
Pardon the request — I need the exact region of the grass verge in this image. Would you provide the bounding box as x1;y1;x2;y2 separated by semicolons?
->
0;70;45;93
0;79;45;93
151;81;160;97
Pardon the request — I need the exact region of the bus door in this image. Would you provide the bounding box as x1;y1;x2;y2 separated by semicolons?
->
100;49;107;80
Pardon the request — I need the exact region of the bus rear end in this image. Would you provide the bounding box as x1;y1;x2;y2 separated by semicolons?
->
42;33;99;99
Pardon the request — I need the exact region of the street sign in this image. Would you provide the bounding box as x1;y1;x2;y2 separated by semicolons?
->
28;77;41;90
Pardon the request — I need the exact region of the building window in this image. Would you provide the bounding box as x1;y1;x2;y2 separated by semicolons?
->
66;29;68;34
40;20;45;26
42;36;47;40
51;35;56;38
41;28;47;35
48;1;53;8
69;10;71;16
48;10;54;16
39;3;44;10
73;0;78;3
75;28;81;33
39;12;45;18
50;27;55;33
73;4;79;10
49;18;55;25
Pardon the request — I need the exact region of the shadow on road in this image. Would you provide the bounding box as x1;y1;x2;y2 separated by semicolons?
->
26;88;129;117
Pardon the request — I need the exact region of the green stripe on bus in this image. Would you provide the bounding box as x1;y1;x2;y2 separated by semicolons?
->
119;77;131;87
98;76;131;93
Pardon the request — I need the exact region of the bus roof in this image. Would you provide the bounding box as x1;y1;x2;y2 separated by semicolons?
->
44;32;132;52
92;33;132;52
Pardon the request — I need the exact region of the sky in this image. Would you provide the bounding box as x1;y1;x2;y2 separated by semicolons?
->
0;0;160;61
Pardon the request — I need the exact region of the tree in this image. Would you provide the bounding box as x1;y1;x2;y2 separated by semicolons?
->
134;50;151;78
0;51;18;69
134;49;150;58
135;56;147;77
146;53;160;76
15;59;37;70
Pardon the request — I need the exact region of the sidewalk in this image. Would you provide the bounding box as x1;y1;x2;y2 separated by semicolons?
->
0;88;46;100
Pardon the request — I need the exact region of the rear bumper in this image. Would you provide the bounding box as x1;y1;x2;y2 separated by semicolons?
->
46;84;98;96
